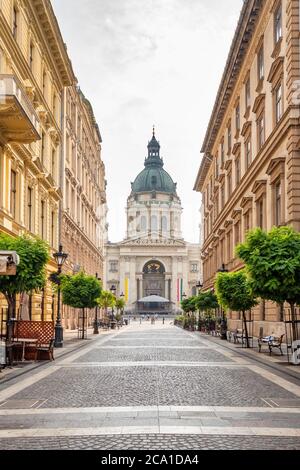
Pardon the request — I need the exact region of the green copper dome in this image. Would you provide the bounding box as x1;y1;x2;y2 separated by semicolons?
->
131;130;177;195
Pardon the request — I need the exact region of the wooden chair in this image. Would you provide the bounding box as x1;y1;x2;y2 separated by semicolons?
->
37;338;55;361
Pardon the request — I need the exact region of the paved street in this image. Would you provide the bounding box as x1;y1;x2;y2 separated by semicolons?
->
0;321;300;450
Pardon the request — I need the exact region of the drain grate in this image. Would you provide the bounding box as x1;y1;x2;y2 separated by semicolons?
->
0;399;47;409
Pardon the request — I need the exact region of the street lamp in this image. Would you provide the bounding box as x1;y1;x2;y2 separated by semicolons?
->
217;263;229;340
53;245;68;348
196;281;203;293
93;273;101;335
110;285;117;321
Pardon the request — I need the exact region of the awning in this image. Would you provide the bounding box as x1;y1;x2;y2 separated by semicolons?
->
137;295;171;304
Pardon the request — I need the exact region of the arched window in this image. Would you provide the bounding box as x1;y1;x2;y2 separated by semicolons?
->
162;216;168;232
141;216;147;231
151;215;158;231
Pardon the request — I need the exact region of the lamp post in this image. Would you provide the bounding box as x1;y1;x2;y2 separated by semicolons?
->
93;273;101;335
217;263;229;340
53;245;68;348
110;285;117;321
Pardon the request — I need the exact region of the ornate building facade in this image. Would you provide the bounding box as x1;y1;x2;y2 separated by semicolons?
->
0;0;107;328
105;131;201;314
61;86;107;329
194;0;300;336
0;0;75;320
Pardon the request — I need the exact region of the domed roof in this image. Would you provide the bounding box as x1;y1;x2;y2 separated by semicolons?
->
131;129;177;195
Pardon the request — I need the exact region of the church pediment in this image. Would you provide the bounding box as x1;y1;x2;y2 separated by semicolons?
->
120;235;186;247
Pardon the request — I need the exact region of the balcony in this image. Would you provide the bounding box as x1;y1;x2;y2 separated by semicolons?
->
0;74;40;144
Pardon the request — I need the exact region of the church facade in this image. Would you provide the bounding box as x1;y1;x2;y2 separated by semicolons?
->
105;131;201;315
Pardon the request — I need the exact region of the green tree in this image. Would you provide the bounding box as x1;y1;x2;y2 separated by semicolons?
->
215;270;257;348
195;291;219;333
236;226;300;341
0;234;50;331
195;291;219;314
115;298;125;315
60;272;102;339
98;291;116;321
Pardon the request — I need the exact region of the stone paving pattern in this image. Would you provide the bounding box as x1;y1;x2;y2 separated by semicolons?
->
76;348;233;363
0;322;300;449
8;364;296;408
0;434;299;450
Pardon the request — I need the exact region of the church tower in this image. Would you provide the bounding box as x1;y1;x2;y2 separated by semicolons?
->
126;129;183;240
105;129;201;315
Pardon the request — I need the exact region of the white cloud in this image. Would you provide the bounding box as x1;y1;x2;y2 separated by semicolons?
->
52;0;243;243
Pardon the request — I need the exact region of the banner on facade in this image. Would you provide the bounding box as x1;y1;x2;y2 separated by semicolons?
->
125;278;129;302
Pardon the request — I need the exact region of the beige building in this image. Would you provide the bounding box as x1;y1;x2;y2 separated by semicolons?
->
106;131;201;315
61;86;107;329
194;0;300;336
0;1;107;329
0;0;75;320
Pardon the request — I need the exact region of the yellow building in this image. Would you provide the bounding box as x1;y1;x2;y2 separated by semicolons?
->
194;0;300;336
61;85;107;330
0;0;75;323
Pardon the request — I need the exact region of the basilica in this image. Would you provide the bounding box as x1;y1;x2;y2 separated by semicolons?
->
105;130;201;315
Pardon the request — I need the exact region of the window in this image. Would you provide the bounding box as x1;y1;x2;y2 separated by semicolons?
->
236;156;241;185
235;222;241;245
42;70;47;95
221;185;225;209
227;172;232;198
257;113;265;150
12;7;18;39
162;216;168;232
258;45;264;82
109;261;118;273
274;3;282;44
51;149;56;179
29;42;34;71
257;198;264;229
53;93;57;120
191;263;198;273
40;200;45;238
275;181;281;225
27;187;33;231
51;211;55;247
275;83;283;123
41;131;45;165
227;122;232;153
235;104;240;133
10;170;17;218
245;77;251;109
245;212;250;232
215;154;219;179
245;137;252;169
221;140;225;166
151;215;158;231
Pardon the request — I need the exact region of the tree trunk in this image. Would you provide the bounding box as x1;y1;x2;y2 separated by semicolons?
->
82;307;85;340
5;293;16;342
242;310;250;348
289;302;297;342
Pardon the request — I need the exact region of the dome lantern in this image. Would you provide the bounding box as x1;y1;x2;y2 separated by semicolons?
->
131;129;177;195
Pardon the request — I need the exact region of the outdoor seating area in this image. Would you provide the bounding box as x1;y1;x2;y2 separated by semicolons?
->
11;321;55;363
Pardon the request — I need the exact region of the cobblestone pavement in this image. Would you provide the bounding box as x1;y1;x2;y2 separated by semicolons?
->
0;321;300;450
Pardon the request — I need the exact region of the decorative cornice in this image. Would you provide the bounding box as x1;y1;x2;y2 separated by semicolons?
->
251;179;267;194
252;93;265;114
267;56;284;83
201;0;263;155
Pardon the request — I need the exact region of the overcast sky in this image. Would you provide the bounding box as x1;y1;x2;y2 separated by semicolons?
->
52;0;242;243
